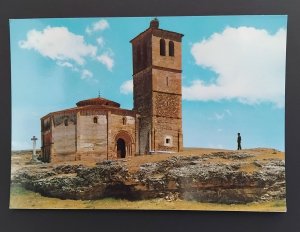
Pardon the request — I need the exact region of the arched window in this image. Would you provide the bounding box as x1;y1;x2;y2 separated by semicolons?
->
93;117;98;124
122;117;127;125
160;39;166;56
64;119;68;126
169;41;174;56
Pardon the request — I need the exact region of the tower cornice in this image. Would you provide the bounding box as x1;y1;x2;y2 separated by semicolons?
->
130;28;184;44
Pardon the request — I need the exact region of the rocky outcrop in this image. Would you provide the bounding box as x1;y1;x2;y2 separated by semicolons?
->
12;152;286;204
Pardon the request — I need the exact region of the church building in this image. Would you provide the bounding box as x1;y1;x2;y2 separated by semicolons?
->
40;19;184;163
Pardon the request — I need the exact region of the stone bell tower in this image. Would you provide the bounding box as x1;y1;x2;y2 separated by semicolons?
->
130;18;184;154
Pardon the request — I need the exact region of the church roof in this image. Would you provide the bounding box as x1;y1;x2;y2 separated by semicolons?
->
76;97;120;108
41;97;138;120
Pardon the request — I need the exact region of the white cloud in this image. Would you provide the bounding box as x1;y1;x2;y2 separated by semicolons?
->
81;69;93;79
96;36;105;47
97;52;114;71
184;27;286;108
56;61;74;68
94;19;109;31
120;80;133;94
19;26;97;65
86;19;109;34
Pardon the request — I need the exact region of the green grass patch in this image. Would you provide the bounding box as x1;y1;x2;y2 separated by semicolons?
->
10;185;32;196
9;186;286;212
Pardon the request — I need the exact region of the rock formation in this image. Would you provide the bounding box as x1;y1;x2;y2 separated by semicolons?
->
12;151;285;204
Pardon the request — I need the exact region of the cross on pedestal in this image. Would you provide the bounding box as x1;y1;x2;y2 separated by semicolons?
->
31;136;38;161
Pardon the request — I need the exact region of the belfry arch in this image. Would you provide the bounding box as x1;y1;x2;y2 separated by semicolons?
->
114;130;133;158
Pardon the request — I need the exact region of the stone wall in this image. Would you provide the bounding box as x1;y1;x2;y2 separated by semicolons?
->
41;117;52;162
76;112;108;162
108;114;136;159
133;69;152;154
152;92;181;118
152;69;181;94
42;108;138;163
132;34;152;74
51;114;77;162
152;116;182;152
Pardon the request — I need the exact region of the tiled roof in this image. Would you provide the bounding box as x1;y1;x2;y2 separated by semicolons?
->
41;98;136;120
76;97;120;107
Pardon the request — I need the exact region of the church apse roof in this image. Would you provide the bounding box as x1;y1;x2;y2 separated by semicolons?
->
76;97;120;108
41;97;136;120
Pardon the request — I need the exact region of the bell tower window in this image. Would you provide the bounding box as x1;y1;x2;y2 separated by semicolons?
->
160;39;166;56
169;41;174;56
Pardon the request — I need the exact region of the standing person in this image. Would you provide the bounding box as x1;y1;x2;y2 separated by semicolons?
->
237;133;242;150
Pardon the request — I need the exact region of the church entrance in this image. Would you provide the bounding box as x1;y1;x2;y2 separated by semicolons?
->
117;138;126;158
114;130;133;159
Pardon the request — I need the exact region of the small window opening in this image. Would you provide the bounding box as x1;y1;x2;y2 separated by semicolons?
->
160;39;166;56
122;117;127;125
166;138;170;144
64;119;68;126
169;41;174;56
93;117;98;124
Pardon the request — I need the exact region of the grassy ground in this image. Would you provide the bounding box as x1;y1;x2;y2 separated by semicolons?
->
10;186;286;212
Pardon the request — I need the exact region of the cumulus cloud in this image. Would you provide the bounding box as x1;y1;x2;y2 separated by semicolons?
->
184;26;287;108
19;26;116;80
19;26;97;65
120;80;133;94
86;19;109;34
97;52;114;71
81;69;93;79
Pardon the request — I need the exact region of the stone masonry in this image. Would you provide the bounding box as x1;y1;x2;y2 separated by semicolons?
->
131;18;183;154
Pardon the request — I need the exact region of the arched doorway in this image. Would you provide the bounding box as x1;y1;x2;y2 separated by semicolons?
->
114;130;134;159
117;138;126;158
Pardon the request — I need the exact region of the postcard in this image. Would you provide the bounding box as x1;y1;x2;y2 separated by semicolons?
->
10;16;287;211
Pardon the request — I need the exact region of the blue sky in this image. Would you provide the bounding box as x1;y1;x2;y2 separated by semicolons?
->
10;16;287;151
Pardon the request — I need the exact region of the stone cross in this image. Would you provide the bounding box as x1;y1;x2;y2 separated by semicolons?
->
31;136;38;161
